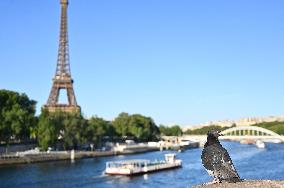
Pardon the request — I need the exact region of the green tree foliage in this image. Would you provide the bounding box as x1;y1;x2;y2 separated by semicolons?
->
252;121;284;135
112;113;159;141
37;111;160;150
37;110;59;150
111;112;130;136
159;125;183;136
61;112;86;150
86;116;115;147
0;89;37;144
184;125;230;135
37;110;86;150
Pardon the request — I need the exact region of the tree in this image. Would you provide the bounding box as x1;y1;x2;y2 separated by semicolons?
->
37;110;86;150
86;116;115;147
112;112;130;136
0;89;37;146
128;114;159;141
37;110;59;150
61;112;86;150
171;125;183;136
184;125;230;135
159;125;183;136
112;113;160;141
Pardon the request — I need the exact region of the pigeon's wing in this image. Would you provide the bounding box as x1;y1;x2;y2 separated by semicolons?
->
218;147;240;179
201;147;219;177
201;147;214;171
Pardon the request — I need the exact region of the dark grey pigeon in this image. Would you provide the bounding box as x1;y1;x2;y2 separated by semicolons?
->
201;130;241;184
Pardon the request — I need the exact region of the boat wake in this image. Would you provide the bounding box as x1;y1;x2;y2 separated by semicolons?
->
93;172;108;179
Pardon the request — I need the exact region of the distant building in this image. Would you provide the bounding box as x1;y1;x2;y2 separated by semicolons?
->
183;115;284;132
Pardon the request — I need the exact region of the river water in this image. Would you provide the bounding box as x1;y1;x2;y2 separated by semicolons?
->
0;142;284;188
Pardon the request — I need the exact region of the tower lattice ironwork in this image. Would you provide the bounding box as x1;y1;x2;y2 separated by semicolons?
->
45;0;80;112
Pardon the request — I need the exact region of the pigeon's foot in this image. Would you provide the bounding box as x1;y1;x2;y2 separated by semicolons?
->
205;178;221;185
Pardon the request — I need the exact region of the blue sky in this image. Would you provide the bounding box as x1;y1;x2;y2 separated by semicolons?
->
1;0;284;126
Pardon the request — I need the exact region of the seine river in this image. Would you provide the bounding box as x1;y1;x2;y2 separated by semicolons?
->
1;142;284;188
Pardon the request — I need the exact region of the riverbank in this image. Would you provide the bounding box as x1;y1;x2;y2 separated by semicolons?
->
0;141;200;166
0;148;159;166
193;180;284;188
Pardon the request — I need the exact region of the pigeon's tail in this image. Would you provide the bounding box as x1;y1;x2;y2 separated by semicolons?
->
223;177;243;183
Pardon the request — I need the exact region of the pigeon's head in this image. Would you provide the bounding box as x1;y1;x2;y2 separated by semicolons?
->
207;130;223;138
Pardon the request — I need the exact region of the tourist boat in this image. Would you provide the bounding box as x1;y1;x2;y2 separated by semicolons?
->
255;140;265;148
105;153;182;175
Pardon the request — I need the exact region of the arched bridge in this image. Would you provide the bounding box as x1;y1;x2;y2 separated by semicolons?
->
220;126;284;143
181;126;284;144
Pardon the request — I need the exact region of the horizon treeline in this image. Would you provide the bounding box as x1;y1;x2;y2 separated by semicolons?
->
3;89;283;150
0;89;183;150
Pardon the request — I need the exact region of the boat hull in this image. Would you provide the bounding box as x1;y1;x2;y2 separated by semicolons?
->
106;162;182;175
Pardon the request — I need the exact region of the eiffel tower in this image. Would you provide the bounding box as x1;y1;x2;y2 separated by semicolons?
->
44;0;80;113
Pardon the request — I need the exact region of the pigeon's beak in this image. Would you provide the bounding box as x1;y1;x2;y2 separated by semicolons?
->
218;131;224;136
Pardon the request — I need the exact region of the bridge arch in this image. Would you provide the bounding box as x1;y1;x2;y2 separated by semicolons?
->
221;126;281;137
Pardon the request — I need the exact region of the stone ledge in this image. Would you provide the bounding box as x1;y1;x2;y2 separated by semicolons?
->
193;180;284;188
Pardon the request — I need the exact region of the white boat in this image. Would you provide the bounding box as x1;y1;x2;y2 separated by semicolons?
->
255;140;265;148
105;153;182;175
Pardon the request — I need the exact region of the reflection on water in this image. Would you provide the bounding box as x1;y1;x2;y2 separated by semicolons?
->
143;174;148;180
0;142;284;188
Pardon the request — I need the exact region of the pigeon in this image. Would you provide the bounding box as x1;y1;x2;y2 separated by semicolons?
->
201;130;241;184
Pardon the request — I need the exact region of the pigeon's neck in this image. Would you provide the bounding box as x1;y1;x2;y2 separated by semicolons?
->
205;136;221;147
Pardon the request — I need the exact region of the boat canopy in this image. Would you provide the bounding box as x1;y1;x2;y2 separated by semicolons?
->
106;160;151;168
